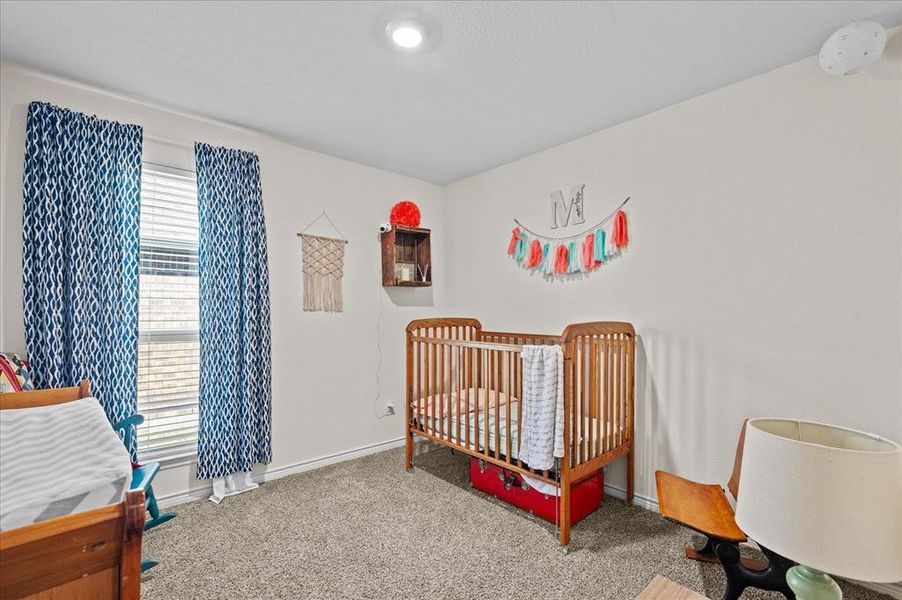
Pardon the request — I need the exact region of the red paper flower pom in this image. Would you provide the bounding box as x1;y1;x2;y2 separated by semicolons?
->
390;200;421;228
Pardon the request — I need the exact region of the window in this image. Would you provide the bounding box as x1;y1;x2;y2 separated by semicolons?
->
137;164;200;461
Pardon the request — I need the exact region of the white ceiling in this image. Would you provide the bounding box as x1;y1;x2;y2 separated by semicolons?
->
2;1;901;184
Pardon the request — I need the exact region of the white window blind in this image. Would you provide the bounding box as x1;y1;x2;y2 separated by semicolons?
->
138;164;200;462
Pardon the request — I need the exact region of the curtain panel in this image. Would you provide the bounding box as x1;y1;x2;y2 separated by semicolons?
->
194;142;272;480
22;101;143;456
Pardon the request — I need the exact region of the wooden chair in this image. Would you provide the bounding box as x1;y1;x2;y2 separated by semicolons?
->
112;412;177;572
655;421;796;600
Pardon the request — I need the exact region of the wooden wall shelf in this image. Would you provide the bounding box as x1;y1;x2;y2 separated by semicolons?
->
381;226;431;287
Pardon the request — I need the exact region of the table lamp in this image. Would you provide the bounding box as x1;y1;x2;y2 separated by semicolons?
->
735;418;902;600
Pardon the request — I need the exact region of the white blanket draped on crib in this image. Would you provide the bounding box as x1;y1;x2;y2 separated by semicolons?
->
518;345;564;471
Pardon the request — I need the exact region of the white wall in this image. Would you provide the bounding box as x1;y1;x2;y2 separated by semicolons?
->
443;44;902;503
0;63;446;499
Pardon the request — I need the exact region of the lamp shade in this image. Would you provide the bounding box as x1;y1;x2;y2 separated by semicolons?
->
735;419;902;583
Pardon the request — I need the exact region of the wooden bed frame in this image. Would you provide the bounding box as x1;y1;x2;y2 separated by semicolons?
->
0;381;145;600
405;318;636;545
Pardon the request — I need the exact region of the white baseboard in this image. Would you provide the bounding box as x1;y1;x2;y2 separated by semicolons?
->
257;437;407;483
159;439;658;512
157;436;407;509
603;482;660;513
157;486;210;508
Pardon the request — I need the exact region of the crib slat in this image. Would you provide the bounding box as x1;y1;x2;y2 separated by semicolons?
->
467;340;479;448
438;327;450;441
602;336;607;454
617;337;622;450
619;337;625;449
460;334;466;448
627;332;634;448
460;340;470;449
589;336;595;458
598;335;605;454
602;336;608;456
516;342;523;470
429;329;441;436
564;339;574;470
494;350;501;461
483;348;490;458
618;337;625;449
610;335;616;455
594;335;601;456
621;336;628;449
583;337;589;460
506;350;512;464
615;336;622;454
604;336;616;450
417;334;423;433
588;336;594;459
444;327;450;442
455;329;460;441
584;337;590;460
422;339;427;434
593;336;599;456
603;335;608;454
516;365;523;469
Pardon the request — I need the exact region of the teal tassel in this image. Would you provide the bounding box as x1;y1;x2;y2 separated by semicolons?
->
515;232;528;263
539;243;550;272
568;241;580;272
594;229;607;263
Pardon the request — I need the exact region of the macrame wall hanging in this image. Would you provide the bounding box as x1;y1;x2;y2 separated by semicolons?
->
509;193;630;278
298;211;348;312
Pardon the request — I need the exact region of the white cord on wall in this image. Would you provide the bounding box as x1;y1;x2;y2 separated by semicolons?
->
373;284;393;419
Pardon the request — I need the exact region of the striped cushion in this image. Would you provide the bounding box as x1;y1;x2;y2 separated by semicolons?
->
0;353;34;393
0;398;133;531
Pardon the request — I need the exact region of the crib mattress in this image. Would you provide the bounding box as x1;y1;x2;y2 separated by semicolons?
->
0;398;133;531
415;393;625;464
419;399;524;459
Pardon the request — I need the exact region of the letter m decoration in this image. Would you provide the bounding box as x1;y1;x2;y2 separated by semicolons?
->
550;185;586;229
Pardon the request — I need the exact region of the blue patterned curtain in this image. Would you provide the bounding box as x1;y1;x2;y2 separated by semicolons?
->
22;102;142;456
194;143;272;480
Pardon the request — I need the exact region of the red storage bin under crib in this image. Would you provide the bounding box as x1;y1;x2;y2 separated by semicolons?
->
469;458;603;526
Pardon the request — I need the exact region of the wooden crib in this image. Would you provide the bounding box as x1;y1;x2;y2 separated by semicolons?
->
404;318;636;545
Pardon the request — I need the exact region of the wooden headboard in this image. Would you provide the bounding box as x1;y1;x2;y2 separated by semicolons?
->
0;380;91;410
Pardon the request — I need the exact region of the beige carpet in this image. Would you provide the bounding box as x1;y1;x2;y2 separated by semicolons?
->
142;445;889;600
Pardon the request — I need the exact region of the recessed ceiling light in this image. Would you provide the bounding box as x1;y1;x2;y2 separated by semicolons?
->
387;20;425;49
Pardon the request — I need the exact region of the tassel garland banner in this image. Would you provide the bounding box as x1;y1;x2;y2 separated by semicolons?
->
509;197;630;278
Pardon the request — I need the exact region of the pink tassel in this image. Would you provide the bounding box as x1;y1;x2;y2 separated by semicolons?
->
527;239;542;268
582;234;595;271
612;210;629;248
507;227;520;255
554;244;569;274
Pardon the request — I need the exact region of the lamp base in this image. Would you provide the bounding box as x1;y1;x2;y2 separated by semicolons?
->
786;566;842;600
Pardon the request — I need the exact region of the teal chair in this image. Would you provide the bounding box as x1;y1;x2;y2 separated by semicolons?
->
113;414;177;572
